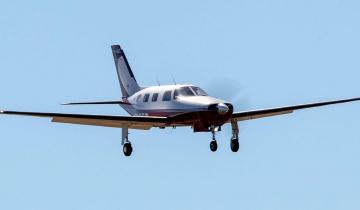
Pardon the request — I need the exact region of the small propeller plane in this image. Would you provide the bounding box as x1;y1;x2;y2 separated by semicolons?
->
1;45;359;156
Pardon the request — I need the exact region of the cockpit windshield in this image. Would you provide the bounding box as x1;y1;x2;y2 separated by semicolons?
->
179;87;195;96
191;86;208;96
177;86;208;97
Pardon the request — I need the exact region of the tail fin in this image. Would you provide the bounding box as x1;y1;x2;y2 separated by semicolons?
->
111;45;140;98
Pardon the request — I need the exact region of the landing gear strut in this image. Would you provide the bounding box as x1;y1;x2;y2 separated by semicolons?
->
209;126;218;152
230;120;239;152
122;127;133;156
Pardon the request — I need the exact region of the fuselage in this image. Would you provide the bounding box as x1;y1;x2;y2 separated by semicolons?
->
120;84;234;131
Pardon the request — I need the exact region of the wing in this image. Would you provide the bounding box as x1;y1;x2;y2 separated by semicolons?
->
61;100;130;105
0;110;169;130
232;97;360;121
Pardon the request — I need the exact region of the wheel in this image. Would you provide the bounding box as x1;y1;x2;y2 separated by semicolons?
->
230;139;239;152
210;140;218;152
123;143;133;156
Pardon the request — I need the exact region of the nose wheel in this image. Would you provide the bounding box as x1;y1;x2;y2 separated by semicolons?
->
210;140;218;152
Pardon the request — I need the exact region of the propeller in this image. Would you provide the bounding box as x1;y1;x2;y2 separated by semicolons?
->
204;78;250;111
204;78;252;139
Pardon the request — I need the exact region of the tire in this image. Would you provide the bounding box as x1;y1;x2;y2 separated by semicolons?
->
123;143;133;156
210;141;218;152
230;139;239;152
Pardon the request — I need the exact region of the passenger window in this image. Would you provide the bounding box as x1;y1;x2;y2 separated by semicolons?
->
162;91;172;101
152;93;159;102
173;89;179;99
143;94;150;102
136;94;142;102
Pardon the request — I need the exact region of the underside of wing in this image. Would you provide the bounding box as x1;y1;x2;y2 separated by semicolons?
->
0;110;169;130
232;97;360;121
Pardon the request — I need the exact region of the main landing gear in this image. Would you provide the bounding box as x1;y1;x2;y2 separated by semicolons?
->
230;119;239;152
209;120;240;153
122;127;133;156
121;121;240;155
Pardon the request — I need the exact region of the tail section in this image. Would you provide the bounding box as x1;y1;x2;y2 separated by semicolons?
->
111;45;140;98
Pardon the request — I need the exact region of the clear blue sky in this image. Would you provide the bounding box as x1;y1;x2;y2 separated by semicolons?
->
1;0;360;209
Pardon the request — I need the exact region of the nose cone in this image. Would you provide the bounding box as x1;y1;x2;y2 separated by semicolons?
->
216;103;229;115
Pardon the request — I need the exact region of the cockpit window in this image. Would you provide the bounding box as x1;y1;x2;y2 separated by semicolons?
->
177;86;207;97
173;89;179;99
191;86;208;96
179;87;195;96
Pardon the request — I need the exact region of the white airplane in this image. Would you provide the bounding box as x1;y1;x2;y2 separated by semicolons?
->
1;45;359;156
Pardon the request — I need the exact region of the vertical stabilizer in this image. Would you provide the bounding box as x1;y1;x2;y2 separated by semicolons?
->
111;45;140;98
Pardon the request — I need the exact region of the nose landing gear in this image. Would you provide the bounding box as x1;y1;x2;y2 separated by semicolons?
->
209;126;218;152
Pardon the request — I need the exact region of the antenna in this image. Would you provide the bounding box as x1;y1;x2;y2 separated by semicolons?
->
156;77;161;86
171;74;177;85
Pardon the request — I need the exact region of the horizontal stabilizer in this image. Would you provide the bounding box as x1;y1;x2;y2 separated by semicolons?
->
61;100;131;105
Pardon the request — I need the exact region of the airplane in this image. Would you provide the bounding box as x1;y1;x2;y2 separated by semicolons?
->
1;45;359;156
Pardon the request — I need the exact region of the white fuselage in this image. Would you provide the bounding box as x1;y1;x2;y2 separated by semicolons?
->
121;84;231;117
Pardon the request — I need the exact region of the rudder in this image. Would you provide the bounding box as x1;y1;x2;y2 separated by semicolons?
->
111;45;140;98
